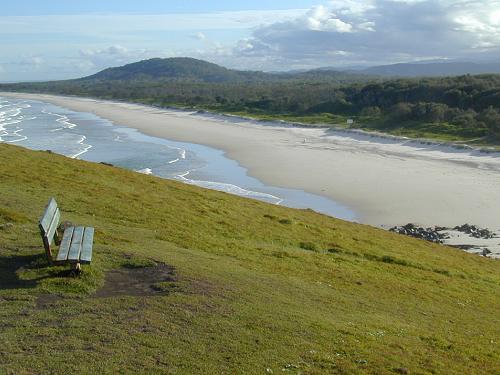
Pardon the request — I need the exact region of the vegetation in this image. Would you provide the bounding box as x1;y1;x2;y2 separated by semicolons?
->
1;58;500;144
0;143;499;374
361;61;500;77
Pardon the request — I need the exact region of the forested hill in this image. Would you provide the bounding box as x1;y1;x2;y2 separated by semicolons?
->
1;58;499;144
83;57;266;82
361;61;500;77
80;57;369;84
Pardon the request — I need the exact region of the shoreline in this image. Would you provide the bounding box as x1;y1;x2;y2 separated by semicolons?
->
194;109;500;154
3;92;500;230
74;96;500;153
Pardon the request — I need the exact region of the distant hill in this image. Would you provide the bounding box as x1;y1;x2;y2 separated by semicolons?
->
360;61;500;77
82;57;268;83
79;57;369;84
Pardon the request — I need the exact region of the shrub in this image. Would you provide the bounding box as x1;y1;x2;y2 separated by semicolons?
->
299;242;317;251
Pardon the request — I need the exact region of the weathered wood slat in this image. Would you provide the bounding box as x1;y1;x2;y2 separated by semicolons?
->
80;227;94;264
56;226;74;262
67;226;84;262
39;198;57;233
46;208;60;244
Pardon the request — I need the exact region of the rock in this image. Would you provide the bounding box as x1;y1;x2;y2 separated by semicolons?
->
100;162;114;167
389;223;446;243
481;248;492;257
435;226;449;231
453;224;494;239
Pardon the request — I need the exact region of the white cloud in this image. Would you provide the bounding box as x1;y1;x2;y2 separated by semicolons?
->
78;45;161;71
191;32;207;41
226;0;500;69
1;2;500;80
30;57;44;66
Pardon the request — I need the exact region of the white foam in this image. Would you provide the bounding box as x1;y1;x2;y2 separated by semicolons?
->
165;144;186;159
4;127;28;143
42;108;77;129
177;170;283;204
41;108;94;159
70;135;93;159
0;101;30;143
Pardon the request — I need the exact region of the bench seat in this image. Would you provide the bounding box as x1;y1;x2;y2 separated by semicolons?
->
56;226;94;264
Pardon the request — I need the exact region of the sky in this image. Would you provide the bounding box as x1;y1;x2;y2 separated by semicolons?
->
1;0;499;81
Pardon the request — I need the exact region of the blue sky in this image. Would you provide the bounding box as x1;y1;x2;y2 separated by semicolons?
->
1;1;319;15
1;1;499;82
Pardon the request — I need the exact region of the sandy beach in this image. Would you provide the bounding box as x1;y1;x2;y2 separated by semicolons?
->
3;92;500;230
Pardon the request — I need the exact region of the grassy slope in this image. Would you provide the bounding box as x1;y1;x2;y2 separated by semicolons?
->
0;143;499;374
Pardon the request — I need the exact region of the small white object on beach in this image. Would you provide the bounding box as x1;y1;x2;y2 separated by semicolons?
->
136;168;153;175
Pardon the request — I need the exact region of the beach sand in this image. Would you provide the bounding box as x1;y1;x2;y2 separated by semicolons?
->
4;92;500;230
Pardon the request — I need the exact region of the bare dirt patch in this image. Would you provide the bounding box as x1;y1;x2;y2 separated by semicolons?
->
94;263;176;298
36;293;62;309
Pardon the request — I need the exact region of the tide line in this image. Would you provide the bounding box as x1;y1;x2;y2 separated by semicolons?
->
70;135;93;159
42;108;77;129
177;170;283;205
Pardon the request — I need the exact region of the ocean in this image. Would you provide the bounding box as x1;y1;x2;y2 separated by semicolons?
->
0;95;356;220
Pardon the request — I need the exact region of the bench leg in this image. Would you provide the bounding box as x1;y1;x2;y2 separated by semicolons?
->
71;262;81;274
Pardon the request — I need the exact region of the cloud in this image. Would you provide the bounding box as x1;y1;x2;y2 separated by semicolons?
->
191;32;207;41
2;55;45;68
2;3;500;80
229;0;500;69
30;56;44;66
78;45;161;71
0;9;306;36
0;8;306;80
298;5;353;32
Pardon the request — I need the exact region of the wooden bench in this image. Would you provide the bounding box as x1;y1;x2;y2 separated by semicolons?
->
39;198;94;271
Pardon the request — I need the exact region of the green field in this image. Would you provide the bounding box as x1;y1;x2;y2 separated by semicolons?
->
0;143;499;374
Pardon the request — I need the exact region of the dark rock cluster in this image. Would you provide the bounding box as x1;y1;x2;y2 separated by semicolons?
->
452;224;495;239
389;223;448;243
390;223;497;244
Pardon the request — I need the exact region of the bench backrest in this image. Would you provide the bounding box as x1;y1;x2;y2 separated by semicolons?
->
39;198;60;261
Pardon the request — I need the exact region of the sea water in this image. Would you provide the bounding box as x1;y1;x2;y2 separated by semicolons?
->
0;96;356;220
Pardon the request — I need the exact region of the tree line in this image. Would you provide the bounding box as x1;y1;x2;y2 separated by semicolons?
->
2;73;500;141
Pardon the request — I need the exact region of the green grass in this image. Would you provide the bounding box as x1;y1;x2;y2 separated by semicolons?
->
219;109;498;147
0;143;499;374
212;110;351;128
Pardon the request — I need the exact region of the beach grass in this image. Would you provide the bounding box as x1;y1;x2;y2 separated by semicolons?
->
0;143;499;374
199;107;498;146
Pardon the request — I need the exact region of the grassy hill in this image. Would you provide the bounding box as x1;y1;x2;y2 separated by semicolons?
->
0;143;499;374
